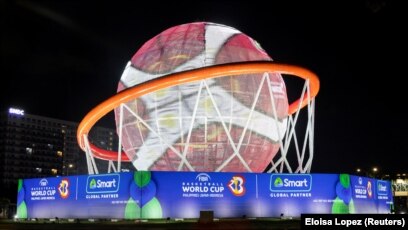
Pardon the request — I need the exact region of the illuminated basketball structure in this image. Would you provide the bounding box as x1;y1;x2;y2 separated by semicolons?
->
77;22;319;174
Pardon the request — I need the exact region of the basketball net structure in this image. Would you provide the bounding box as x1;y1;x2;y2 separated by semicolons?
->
77;62;319;174
76;23;320;175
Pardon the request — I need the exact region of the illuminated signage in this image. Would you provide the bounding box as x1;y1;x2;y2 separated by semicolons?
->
86;174;120;194
228;176;246;196
377;181;388;195
181;173;225;198
17;172;393;219
30;178;57;201
58;179;70;199
377;180;390;201
270;174;312;192
39;179;48;186
353;177;373;199
367;181;373;198
9;108;24;115
196;173;211;182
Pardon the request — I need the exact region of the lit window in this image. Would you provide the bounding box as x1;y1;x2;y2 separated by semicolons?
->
26;147;33;155
51;169;58;174
57;151;63;157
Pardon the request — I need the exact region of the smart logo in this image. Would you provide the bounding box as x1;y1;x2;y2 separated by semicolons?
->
377;181;388;196
274;177;284;188
228;176;245;196
86;174;120;194
270;174;312;192
89;179;97;189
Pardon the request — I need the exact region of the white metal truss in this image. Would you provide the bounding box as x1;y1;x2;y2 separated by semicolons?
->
82;72;316;174
267;79;315;173
83;134;98;175
394;179;408;194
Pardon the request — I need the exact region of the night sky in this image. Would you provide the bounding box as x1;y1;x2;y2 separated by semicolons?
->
1;0;406;174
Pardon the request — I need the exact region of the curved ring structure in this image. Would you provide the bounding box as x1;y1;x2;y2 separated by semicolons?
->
77;61;320;161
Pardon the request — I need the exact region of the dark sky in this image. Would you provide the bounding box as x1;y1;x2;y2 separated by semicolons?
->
1;0;407;174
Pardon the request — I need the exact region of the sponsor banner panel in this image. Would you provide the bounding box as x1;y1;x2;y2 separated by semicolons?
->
17;172;393;219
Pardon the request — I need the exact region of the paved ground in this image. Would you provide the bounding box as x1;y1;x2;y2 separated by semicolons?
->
0;218;301;230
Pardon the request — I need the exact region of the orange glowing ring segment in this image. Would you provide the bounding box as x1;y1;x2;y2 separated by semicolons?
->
77;61;320;162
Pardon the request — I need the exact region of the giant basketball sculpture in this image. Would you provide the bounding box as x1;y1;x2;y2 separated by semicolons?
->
18;23;394;221
77;22;319;174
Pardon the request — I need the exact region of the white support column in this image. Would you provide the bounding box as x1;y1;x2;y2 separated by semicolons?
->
83;134;94;175
267;78;316;173
83;134;99;174
303;98;316;173
108;160;117;173
211;74;268;172
266;74;291;173
117;104;124;172
177;81;204;170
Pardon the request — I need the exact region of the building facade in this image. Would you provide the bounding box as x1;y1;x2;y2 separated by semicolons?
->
393;174;408;214
0;108;132;203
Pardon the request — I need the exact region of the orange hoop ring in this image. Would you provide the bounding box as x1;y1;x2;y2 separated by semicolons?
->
77;61;320;161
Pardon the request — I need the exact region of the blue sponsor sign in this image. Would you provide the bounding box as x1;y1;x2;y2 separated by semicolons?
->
16;172;393;219
377;180;389;196
376;179;392;213
86;174;120;194
270;174;312;192
351;176;375;200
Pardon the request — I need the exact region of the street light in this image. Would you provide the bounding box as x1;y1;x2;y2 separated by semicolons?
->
355;167;382;178
371;167;379;178
66;164;74;176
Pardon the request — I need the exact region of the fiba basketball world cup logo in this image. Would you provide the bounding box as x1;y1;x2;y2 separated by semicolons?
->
228;176;246;196
115;22;288;173
58;179;69;199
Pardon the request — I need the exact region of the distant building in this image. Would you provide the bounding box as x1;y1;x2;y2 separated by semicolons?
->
392;173;408;214
0;107;132;202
